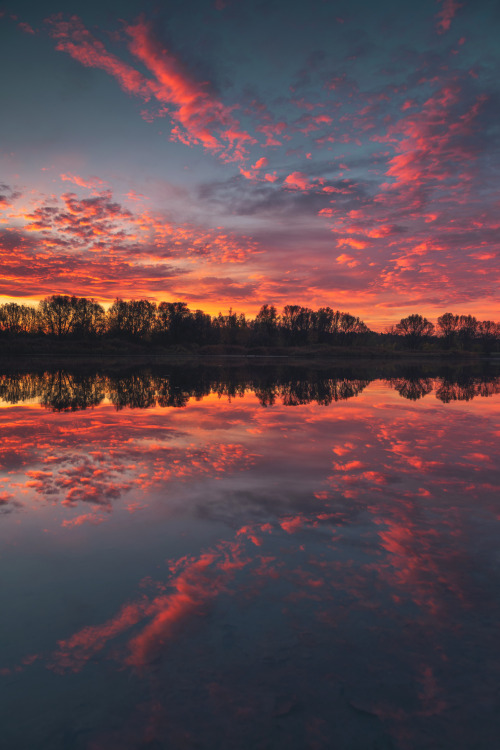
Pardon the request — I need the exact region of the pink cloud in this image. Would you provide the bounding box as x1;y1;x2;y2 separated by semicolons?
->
18;21;35;34
283;171;313;191
2;184;260;303
257;121;289;146
297;113;333;136
239;156;270;181
375;84;487;210
47;15;153;98
47;15;256;162
253;157;268;170
60;173;106;190
125;19;256;160
280;515;305;534
436;0;462;33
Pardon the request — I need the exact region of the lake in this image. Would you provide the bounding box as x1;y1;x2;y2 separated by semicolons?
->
1;360;499;749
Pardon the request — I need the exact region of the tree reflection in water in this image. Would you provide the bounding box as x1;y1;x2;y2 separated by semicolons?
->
0;362;499;411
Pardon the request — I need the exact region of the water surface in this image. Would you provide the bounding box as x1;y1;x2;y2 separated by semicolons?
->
1;362;499;749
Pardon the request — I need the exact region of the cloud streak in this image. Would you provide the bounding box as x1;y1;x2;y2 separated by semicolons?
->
47;15;257;162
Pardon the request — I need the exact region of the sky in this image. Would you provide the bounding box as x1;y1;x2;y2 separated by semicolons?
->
0;0;499;328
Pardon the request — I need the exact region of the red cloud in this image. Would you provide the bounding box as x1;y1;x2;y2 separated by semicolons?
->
126;18;256;159
257;121;289;146
297;113;333;136
1;184;258;302
253;157;268;170
239;155;270;180
283;172;313;190
280;515;305;534
47;15;153;98
18;21;35;34
375;84;487;210
51;600;149;672
436;0;462;33
47;15;256;162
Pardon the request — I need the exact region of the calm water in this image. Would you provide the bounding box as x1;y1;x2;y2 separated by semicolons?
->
1;362;499;750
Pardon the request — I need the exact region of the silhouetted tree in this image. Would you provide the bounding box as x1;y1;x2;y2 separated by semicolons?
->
254;304;279;343
457;315;478;349
394;314;435;349
281;305;314;344
72;298;106;337
39;295;81;337
338;312;368;342
192;309;213;345
477;320;499;353
437;312;460;348
108;299;156;339
1;294;498;354
214;309;248;345
314;307;336;343
0;303;39;335
156;301;195;344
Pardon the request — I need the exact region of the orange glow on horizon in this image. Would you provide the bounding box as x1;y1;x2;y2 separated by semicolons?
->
1;293;498;332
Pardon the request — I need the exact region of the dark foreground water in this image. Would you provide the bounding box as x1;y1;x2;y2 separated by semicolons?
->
1;361;499;750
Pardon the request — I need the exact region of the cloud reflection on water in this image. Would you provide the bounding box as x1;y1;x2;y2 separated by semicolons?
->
0;364;499;749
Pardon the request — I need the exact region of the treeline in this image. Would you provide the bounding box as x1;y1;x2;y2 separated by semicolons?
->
389;313;500;352
0;296;368;346
0;368;498;411
0;296;499;352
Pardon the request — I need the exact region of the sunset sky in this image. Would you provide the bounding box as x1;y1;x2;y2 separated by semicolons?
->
1;0;499;328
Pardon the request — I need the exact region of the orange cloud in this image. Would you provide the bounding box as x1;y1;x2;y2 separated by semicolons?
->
337;238;367;250
60;173;106;190
61;512;107;527
335;253;360;268
1;184;259;303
